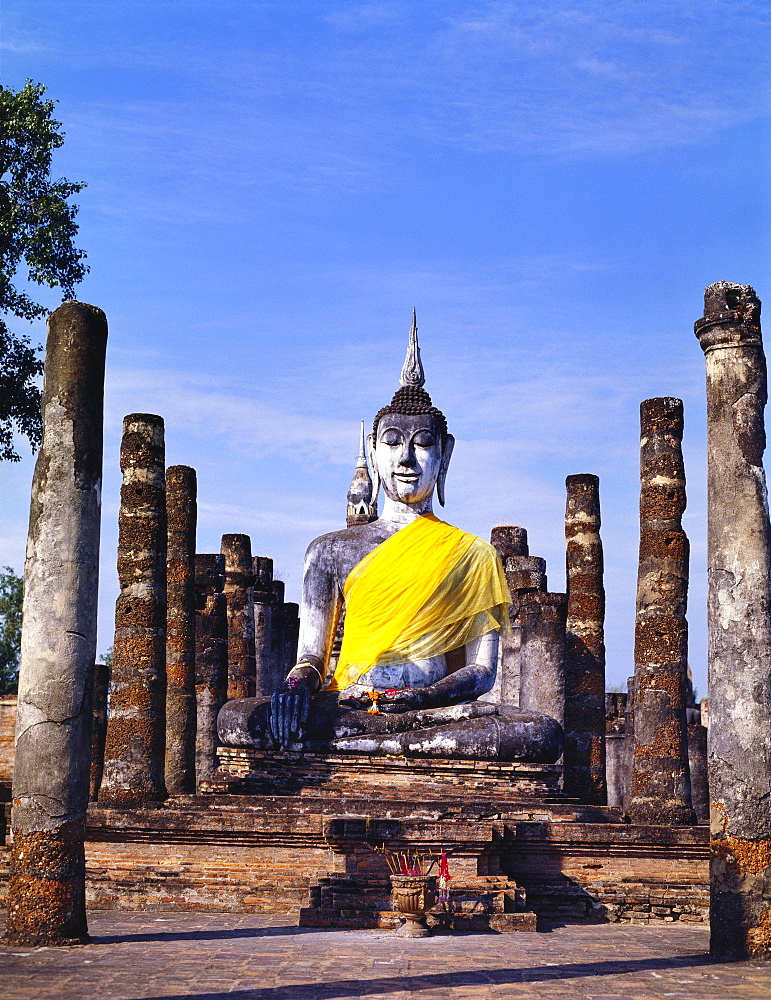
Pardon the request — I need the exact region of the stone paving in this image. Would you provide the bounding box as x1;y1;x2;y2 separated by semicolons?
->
0;911;768;1000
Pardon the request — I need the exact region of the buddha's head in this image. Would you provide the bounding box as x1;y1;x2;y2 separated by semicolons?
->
368;312;455;508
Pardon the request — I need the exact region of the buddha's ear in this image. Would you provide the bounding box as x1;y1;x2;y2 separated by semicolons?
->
367;432;381;506
437;434;455;508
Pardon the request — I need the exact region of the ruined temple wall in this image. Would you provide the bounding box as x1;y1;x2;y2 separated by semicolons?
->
0;697;17;785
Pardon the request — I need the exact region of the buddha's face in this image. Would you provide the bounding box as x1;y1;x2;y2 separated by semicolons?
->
370;413;445;506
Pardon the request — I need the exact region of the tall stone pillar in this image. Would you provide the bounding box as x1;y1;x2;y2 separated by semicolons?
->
165;465;197;795
270;579;286;683
688;723;709;824
89;659;110;802
100;414;167;807
518;592;567;726
628;398;695;825
194;554;228;788
564;474;606;803
6;302;107;945
695;281;771;960
282;601;300;677
221;534;256;700
485;527;546;706
253;556;275;696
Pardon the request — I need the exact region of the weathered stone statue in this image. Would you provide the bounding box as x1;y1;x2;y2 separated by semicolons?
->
219;315;562;763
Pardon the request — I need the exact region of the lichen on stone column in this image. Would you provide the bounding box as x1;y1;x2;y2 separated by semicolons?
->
100;414;167;807
695;281;771;960
563;474;607;803
6;301;107;945
221;534;256;700
165;465;197;795
628;398;695;826
194;554;228;788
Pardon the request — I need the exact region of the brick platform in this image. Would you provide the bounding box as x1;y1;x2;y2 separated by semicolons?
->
1;752;710;931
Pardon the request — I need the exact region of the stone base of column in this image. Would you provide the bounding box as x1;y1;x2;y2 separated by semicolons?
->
4;821;88;945
710;839;771;960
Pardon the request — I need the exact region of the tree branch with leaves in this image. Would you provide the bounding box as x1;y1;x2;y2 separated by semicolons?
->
0;80;88;461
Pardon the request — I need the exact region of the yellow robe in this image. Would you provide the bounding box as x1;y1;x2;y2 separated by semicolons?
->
328;513;509;691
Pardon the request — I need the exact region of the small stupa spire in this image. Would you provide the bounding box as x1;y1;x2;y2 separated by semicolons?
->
399;308;425;388
346;420;378;527
356;418;367;467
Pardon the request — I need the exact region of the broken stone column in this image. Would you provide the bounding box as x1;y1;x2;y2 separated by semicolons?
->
270;579;286;683
695;282;771;960
282;601;300;678
6;301;107;945
253;556;276;696
221;534;256;700
628;398;695;826
564;474;607;803
688;723;709;824
89;659;110;802
605;693;630;812
194;554;228;788
518;592;567;727
100;414;167;807
484;527;546;706
165;465;197;796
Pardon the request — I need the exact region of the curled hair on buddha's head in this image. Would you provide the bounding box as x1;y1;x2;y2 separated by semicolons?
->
368;309;455;507
373;385;448;442
372;308;449;442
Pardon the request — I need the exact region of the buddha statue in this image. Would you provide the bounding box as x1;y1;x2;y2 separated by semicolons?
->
218;313;563;762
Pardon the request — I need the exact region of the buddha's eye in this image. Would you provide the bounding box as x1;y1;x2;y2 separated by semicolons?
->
413;432;436;447
381;430;402;446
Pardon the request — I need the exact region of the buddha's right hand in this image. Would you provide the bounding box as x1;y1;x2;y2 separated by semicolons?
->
269;668;317;748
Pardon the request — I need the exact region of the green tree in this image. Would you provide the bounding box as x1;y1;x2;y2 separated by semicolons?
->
0;567;23;696
0;80;88;462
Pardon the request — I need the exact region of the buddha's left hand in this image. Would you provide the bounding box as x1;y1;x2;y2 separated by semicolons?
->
377;686;430;713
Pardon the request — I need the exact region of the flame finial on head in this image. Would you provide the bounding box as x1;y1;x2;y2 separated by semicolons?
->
399;308;425;388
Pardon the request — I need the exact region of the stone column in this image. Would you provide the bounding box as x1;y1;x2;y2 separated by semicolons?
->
89;659;109;802
100;415;167;807
564;474;606;803
695;281;771;960
485;527;546;706
194;554;228;788
253;556;275;696
221;534;256;700
518;592;567;726
165;465;197;795
688;723;709;824
6;302;107;946
282;602;300;678
270;579;286;683
628;398;695;825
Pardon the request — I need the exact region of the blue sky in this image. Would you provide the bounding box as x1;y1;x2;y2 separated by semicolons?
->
2;1;770;695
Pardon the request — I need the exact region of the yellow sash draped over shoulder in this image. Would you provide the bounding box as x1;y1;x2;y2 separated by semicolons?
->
328;513;510;691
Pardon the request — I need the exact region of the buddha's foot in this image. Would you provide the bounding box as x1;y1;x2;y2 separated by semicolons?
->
330;709;563;763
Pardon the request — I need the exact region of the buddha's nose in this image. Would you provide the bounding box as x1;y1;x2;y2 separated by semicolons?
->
398;442;417;467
